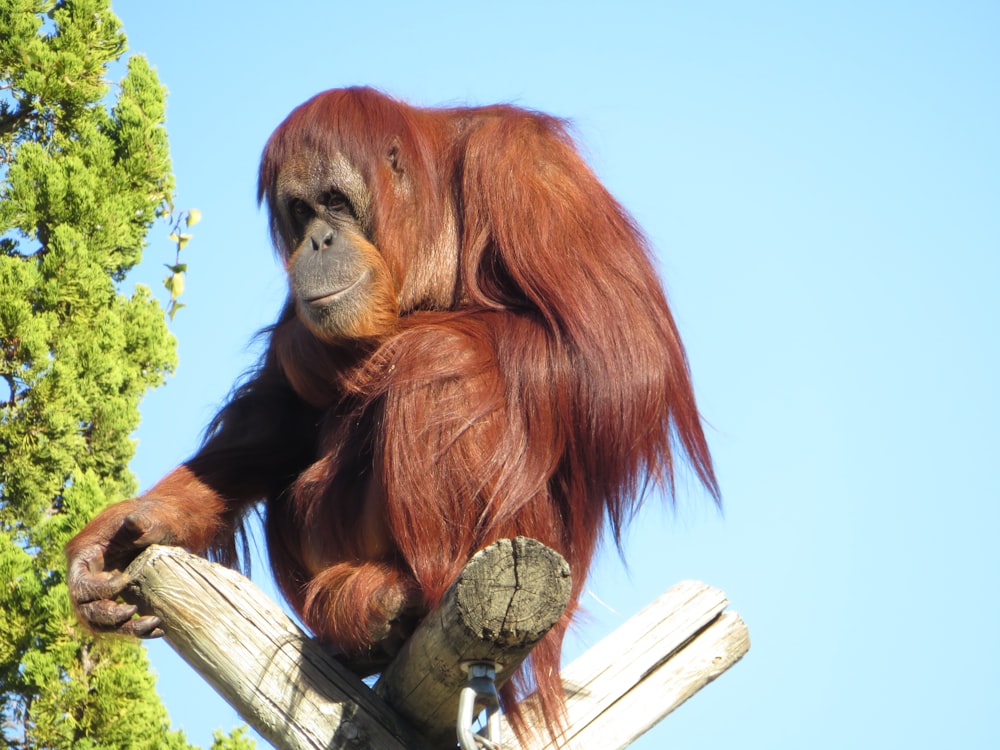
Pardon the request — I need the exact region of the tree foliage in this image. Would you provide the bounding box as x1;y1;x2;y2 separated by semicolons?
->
0;1;244;747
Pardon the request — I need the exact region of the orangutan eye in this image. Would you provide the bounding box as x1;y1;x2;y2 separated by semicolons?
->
320;190;354;217
289;198;312;223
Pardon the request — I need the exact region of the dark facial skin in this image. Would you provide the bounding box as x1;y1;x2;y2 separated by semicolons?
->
286;198;373;337
274;151;396;342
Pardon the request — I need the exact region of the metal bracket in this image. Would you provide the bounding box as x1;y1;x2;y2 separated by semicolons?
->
457;661;502;750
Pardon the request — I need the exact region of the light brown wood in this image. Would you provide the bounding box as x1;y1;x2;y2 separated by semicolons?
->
375;537;572;746
124;545;429;750
124;546;748;750
505;580;751;749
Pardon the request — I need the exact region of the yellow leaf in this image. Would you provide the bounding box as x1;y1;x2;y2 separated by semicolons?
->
186;208;202;227
164;272;185;298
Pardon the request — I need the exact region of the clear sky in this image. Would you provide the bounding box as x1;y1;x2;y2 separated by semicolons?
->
109;2;998;748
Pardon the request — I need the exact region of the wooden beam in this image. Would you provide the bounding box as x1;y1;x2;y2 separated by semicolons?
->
504;580;751;749
375;537;572;746
124;546;747;750
123;545;429;750
123;540;571;749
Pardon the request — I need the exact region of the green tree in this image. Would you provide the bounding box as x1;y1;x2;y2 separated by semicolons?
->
0;2;244;747
209;728;256;750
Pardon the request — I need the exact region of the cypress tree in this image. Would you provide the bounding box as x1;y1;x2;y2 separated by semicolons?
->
0;2;246;747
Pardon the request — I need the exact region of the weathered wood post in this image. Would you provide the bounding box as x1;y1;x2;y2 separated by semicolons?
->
124;545;429;750
124;538;572;749
123;541;748;749
374;536;572;746
501;580;750;749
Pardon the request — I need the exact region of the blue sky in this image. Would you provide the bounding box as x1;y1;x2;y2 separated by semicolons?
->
110;2;998;748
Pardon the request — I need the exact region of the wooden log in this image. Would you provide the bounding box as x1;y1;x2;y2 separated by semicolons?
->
124;545;746;750
123;539;572;749
503;580;751;749
123;545;430;750
374;537;572;747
